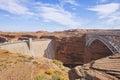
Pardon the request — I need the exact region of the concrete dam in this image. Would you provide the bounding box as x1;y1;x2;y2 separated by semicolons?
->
0;39;55;59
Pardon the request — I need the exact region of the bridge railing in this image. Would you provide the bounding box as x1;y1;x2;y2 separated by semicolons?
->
0;39;52;46
105;35;120;53
0;40;27;46
86;31;120;36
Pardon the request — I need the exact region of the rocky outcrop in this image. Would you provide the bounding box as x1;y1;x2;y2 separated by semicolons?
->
0;36;7;42
69;53;120;80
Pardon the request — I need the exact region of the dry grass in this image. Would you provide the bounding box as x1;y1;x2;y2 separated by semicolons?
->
0;50;69;80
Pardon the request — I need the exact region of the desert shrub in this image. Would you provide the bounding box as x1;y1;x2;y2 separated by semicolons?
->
33;61;38;64
45;69;53;75
0;64;7;70
34;75;44;80
52;75;61;80
17;58;29;62
54;70;68;80
53;60;62;68
14;61;17;64
18;54;26;58
28;57;34;60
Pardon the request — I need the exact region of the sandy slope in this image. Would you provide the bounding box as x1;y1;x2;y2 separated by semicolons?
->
0;50;69;80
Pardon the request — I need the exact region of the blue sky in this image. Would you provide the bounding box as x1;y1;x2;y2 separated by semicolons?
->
0;0;120;32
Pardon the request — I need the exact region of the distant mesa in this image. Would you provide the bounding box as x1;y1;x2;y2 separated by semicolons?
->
18;37;30;40
36;30;48;33
21;35;37;39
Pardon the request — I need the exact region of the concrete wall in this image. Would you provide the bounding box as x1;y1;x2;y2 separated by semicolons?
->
0;39;55;59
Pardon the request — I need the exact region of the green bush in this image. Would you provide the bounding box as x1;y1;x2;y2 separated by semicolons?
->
53;70;68;80
34;75;44;80
52;75;61;80
45;69;53;75
53;60;62;68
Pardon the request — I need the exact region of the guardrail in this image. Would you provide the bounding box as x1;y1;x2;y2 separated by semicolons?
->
0;39;52;46
0;40;26;46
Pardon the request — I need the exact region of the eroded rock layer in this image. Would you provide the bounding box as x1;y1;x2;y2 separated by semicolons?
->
69;53;120;80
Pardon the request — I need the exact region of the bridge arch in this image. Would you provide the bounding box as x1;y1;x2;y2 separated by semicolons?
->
86;35;118;54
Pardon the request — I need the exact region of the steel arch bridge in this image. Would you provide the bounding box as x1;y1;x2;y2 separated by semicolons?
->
85;32;120;54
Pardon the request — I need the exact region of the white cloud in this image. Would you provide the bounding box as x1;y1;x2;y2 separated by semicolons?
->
36;4;81;28
87;3;120;29
0;0;82;29
0;0;33;15
60;0;79;7
87;3;120;18
103;11;120;29
99;0;108;3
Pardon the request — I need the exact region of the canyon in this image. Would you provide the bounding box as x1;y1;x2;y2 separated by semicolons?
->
0;29;111;65
0;29;120;80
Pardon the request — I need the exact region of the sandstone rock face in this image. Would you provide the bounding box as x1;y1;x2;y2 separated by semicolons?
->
53;35;113;65
54;35;86;65
69;53;120;80
0;36;7;42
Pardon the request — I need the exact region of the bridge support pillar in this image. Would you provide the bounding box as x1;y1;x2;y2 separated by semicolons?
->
28;38;32;50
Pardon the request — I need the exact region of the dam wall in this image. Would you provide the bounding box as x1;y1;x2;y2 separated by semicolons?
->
0;39;55;59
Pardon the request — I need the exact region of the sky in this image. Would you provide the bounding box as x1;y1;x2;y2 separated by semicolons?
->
0;0;120;32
